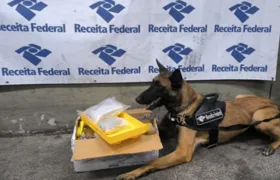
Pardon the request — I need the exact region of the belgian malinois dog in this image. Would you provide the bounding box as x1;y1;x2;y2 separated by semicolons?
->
116;60;280;180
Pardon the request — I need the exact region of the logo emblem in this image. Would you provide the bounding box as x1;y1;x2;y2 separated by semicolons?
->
195;108;224;126
197;115;206;123
8;0;48;21
89;0;125;23
163;0;195;23
92;44;126;66
229;1;259;23
226;43;255;63
163;43;192;64
16;44;52;66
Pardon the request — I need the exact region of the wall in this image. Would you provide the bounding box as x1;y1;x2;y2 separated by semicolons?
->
0;60;279;137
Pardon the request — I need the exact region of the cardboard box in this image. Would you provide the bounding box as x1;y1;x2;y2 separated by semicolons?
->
71;109;163;172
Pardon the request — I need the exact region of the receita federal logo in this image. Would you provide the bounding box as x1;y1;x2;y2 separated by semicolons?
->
92;44;126;66
212;43;267;73
78;44;140;76
229;1;259;23
214;1;271;33
163;43;193;64
149;1;207;33
226;43;255;63
149;43;204;74
163;0;195;23
2;1;66;33
74;0;139;34
8;0;47;21
89;0;125;23
1;44;70;77
16;43;51;66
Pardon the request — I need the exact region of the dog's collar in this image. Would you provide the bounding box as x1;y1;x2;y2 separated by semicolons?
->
167;103;201;127
168;101;204;128
167;96;198;120
168;113;190;126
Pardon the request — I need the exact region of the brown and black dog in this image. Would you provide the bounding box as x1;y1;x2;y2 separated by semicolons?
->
116;60;280;180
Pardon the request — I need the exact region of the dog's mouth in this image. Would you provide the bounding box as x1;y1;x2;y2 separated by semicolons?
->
145;97;162;110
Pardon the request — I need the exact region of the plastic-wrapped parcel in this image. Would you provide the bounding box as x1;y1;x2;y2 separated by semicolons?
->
82;97;130;134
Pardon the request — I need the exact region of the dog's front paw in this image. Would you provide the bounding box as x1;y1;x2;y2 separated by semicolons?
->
116;173;138;180
262;146;275;156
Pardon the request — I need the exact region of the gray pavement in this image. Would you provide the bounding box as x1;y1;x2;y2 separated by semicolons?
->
0;129;280;180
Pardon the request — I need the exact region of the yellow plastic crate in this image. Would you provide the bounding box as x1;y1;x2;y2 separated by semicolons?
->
79;112;151;145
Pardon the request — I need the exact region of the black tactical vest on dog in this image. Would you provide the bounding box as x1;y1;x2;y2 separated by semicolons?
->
169;93;280;148
169;93;226;148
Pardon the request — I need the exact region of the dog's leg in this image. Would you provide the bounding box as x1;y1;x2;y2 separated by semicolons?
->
116;127;197;180
262;140;280;156
253;107;280;156
158;113;177;139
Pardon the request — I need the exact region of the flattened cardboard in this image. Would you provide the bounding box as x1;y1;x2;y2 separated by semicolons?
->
73;132;162;160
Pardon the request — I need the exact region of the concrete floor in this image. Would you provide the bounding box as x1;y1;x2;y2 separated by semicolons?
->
0;129;280;180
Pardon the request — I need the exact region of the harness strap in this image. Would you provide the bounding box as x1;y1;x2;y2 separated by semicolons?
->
218;113;280;131
206;130;219;148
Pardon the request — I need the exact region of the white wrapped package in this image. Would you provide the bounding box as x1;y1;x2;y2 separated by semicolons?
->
98;117;128;135
83;97;130;123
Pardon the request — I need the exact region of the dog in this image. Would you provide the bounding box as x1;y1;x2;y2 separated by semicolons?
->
116;60;280;180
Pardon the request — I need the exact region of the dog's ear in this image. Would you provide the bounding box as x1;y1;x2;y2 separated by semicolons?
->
156;59;168;73
170;69;183;90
